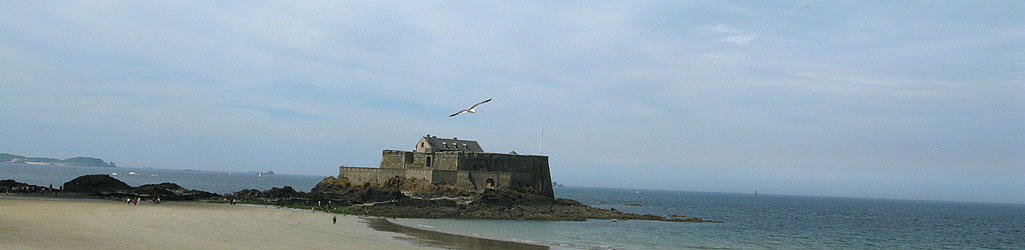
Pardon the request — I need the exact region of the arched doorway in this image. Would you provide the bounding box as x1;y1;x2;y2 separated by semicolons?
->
485;178;495;189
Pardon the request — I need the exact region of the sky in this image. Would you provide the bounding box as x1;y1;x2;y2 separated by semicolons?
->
1;1;1022;204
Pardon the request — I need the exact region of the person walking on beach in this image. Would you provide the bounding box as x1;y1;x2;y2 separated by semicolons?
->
332;215;337;224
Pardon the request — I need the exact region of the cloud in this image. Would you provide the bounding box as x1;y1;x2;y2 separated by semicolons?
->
225;105;325;120
719;34;757;45
707;24;759;45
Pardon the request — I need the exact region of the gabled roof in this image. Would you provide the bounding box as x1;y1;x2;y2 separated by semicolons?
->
424;136;484;152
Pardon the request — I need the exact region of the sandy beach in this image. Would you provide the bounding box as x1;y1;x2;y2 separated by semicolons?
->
0;196;435;249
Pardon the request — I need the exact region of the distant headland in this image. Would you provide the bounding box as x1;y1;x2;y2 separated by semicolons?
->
1;153;116;167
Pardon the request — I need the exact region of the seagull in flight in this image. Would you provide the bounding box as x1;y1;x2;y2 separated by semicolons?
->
450;99;492;117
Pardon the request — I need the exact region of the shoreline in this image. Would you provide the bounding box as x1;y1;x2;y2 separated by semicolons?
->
364;218;549;250
0;194;547;249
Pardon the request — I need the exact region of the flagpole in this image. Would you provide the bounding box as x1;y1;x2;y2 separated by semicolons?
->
540;125;544;155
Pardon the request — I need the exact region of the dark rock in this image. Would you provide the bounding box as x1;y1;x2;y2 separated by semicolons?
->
338;185;407;203
133;183;186;198
56;175;217;201
132;182;220;201
312;176;351;193
264;186;298;198
351;187;715;222
62;174;130;193
625;203;643;207
230;176;723;223
1;179;55;193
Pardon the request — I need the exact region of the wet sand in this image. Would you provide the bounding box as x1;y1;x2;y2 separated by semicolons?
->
0;196;425;249
365;218;548;250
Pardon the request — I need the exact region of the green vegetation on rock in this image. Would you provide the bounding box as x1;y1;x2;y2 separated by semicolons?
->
61;157;109;166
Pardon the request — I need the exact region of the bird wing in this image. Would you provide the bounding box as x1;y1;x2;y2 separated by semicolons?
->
468;98;492;109
450;110;468;117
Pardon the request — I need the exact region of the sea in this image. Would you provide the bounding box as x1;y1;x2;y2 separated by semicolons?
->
3;162;1023;249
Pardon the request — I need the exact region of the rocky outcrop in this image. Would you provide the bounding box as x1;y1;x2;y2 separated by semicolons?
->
311;176;351;193
62;174;131;193
14;174;721;223
1;179;57;193
59;175;217;201
226;186;303;200
264;186;299;198
229;179;404;206
298;176;722;223
361;188;712;222
333;184;407;204
133;183;220;201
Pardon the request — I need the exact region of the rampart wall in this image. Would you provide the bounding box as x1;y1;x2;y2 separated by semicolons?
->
339;167;436;184
343;150;554;198
380;150;412;169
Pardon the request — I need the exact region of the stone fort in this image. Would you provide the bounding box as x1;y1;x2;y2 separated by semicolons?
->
339;134;554;198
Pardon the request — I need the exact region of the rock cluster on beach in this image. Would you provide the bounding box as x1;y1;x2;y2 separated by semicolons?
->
62;174;131;193
61;174;219;201
1;179;58;193
7;174;721;223
226;175;722;223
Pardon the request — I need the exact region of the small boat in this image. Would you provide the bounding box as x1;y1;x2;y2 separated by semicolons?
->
635;191;640;194
149;174;158;177
110;172;119;176
128;172;138;175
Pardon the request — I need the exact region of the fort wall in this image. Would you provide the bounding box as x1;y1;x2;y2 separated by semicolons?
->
431;170;458;185
404;168;433;180
338;167;412;184
342;149;554;198
380;150;412;169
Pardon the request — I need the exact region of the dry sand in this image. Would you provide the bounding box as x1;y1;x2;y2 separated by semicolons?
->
0;196;437;249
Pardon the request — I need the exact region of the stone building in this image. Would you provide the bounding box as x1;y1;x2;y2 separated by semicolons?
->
339;135;554;198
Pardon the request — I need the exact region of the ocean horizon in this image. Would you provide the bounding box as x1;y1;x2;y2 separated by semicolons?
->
3;162;1023;249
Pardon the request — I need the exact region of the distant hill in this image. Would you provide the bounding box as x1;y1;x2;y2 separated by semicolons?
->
1;153;116;167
